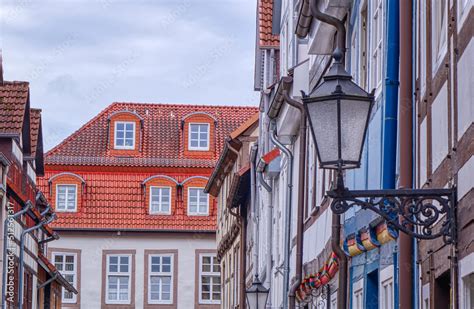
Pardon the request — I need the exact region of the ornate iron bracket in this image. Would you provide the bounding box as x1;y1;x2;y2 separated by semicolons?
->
327;177;457;245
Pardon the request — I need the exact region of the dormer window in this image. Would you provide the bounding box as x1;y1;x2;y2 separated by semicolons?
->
188;187;209;215
114;121;135;149
150;187;171;214
56;184;77;212
189;123;210;151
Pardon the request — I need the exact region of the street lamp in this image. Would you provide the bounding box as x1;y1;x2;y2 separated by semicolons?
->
246;275;269;309
303;48;374;171
302;49;457;245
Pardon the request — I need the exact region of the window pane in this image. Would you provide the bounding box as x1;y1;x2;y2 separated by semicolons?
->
162;277;171;291
116;123;124;130
109;264;118;272
151;264;160;273
120;256;129;265
116;131;124;139
162;256;171;266
125;123;133;131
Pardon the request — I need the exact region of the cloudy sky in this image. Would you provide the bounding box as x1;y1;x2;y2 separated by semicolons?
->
1;0;259;150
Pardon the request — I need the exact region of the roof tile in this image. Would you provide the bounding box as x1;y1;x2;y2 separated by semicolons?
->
0;81;29;134
258;0;280;48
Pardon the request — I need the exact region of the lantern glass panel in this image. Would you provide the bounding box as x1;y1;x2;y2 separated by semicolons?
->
306;99;338;164
257;292;268;308
340;99;372;164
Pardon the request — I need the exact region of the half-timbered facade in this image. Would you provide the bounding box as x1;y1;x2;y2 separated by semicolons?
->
415;1;474;308
0;71;76;309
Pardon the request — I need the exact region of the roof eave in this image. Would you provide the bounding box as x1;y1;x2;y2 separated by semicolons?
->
268;76;294;119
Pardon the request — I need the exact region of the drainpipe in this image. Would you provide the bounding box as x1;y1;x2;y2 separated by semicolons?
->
281;92;306;309
310;0;346;55
270;122;293;309
240;204;248;308
331;213;347;309
1;201;32;309
0;162;9;306
250;145;259;278
256;161;273;307
399;0;413;309
18;214;56;308
309;1;348;309
382;0;400;190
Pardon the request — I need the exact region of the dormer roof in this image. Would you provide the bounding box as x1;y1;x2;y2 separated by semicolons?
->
46;102;258;168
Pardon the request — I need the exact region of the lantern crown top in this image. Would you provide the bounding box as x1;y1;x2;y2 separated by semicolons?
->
303;48;374;101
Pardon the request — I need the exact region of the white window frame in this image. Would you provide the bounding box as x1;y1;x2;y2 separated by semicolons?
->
114;121;136;150
352;279;364;309
52;252;77;304
56;184;77;212
199;253;221;304
187;187;209;216
370;0;384;94
148;254;174;304
462;273;474;309
188;123;210;151
460;252;474;309
431;0;448;73
106;254;132;305
380;265;394;309
422;283;430;309
149;186;172;215
11;140;23;163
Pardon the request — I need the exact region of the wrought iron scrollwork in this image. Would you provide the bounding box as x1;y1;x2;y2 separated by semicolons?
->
328;187;457;245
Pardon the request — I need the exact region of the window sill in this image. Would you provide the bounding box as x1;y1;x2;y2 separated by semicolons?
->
188;213;209;217
149;212;171;216
188;148;211;152
55;209;77;213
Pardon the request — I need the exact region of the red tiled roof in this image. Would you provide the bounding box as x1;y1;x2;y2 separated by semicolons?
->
0;81;29;134
30;108;41;157
229;112;259;140
46;102;258;168
38;171;218;231
40;102;258;231
258;0;280;48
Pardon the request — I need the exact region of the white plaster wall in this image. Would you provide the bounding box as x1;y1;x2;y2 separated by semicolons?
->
302;208;332;264
431;82;449;171
457;39;474;139
48;232;216;309
458;155;474;200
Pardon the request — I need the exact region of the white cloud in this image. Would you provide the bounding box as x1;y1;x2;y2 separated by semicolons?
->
1;0;258;149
